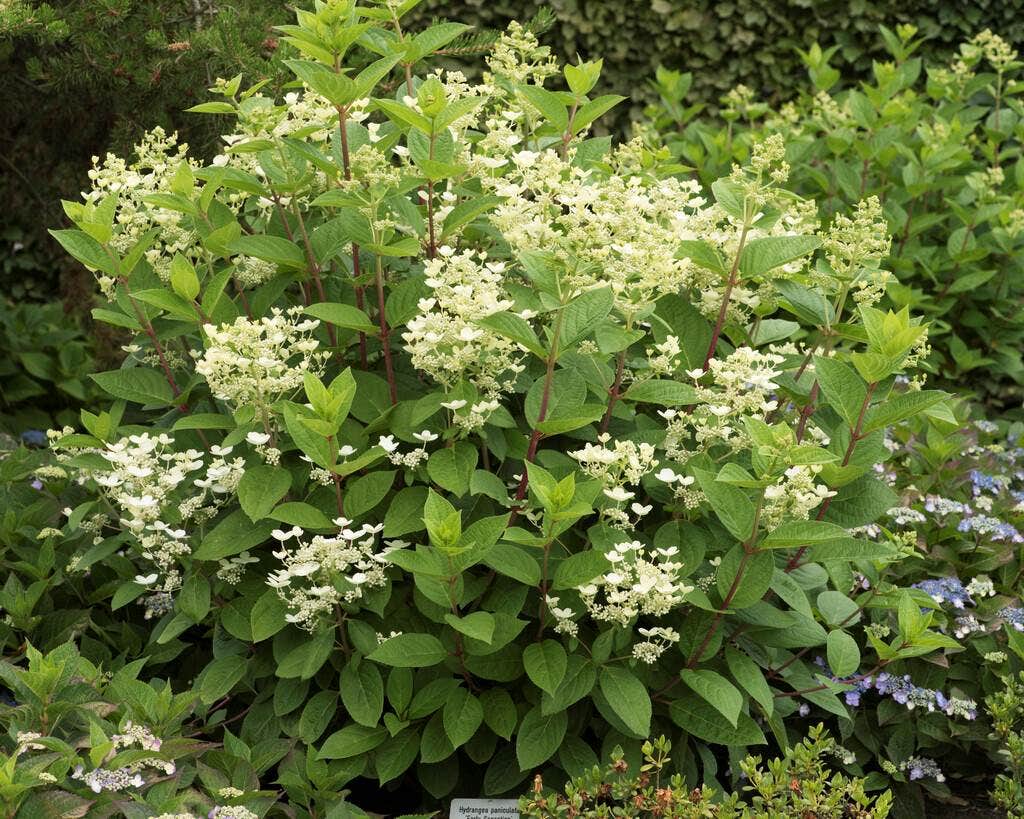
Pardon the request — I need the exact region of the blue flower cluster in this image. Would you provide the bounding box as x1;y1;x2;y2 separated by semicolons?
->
814;660;977;719
1000;606;1024;632
957;514;1024;543
912;577;972;609
969;469;1011;496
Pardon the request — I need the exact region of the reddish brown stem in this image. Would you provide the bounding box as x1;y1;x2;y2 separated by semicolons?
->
686;499;762;669
785;381;877;572
599;349;627;434
701;222;750;371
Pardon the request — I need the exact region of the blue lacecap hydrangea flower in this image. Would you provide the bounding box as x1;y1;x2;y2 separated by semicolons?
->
20;429;46;447
912;577;972;609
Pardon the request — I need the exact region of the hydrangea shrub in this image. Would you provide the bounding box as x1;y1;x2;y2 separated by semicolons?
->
644;26;1024;403
37;0;980;812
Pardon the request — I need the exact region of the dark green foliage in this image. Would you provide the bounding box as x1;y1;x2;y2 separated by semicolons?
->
0;0;289;295
407;0;1024;117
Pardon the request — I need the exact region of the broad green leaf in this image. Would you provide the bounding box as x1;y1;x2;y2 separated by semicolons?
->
368;633;446;667
178;574;210;622
476;311;545;358
318;725;388;759
826;630;861;677
193;511;273;561
693;469;756;542
238;464;290;521
480;689;518;740
515;705;567;771
598;666;651;737
228;235;304;268
250;589;288;642
523;640;567;695
305;302;378;334
623;379;698;406
725;647;773;715
384;486;429;537
680;669;743;727
340;660;384;727
560;287;613;347
813;356;867;428
90;368;174;406
444;612;495;643
669;694;767;746
443;687;483;748
199;655;246;704
739;235;820;277
427;442;477;497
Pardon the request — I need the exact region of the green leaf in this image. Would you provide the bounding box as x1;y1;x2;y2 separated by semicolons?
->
517;84;569;131
680;669;743;727
178;574;210;622
826;630;861;677
318;724;388;759
270;501;334;530
443;688;483;748
368;633;446;667
340;660;384;727
813;356;867;428
822;475;898;528
193;510;273;561
480;689;518;740
427;442;477;497
669;694;767;746
515;706;567;771
375;730;421;784
693;469;756;542
299;690;338;743
560;287;613;347
761;520;851;549
598;666;651;737
623;379;698;406
305;302;378;334
739;235;820;277
552;550;608;590
276;627;335;679
90;368;174;406
238;465;291;521
484;547;542;586
861;390;947;435
384;486;429;537
199;655;246;704
678;239;727;274
476;311;545;358
725;647;773;715
444;612;495;643
523;641;567;695
50;229;117;275
715;547;773;610
228;235;304;268
250;589;288;642
345;470;396;519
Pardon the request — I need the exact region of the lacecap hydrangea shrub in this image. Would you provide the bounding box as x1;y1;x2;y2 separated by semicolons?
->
642;25;1024;407
32;0;982;812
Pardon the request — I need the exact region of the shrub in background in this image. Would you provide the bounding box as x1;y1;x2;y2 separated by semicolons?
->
405;0;1024;121
0;0;288;297
644;26;1024;407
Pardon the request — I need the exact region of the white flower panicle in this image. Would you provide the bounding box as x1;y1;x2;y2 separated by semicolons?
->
267;521;395;631
665;346;784;462
403;247;524;408
194;307;326;408
577;540;692;626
